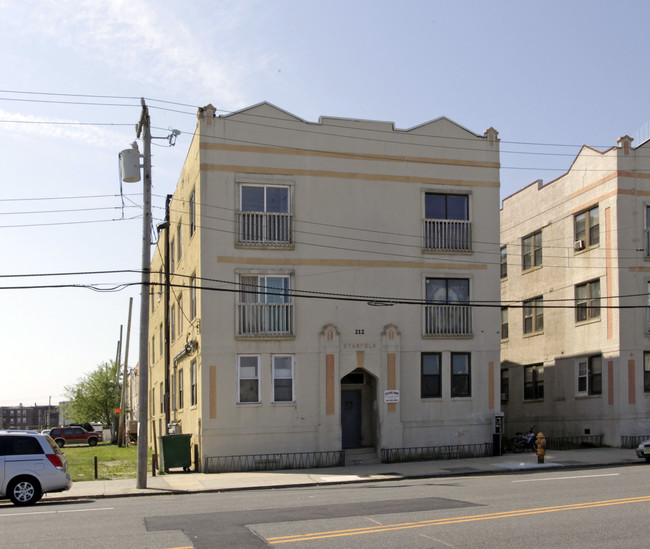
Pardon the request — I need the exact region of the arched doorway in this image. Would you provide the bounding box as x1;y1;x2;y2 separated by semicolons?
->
340;368;377;449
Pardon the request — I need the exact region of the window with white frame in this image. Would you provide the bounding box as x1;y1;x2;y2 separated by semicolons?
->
424;278;471;336
238;355;260;403
574;205;599;250
190;274;197;319
238;274;293;336
189;188;196;237
575;279;600;322
178;368;184;409
423;192;470;251
238;184;292;245
576;356;602;395
272;355;294;402
190;360;197;406
522;230;542;270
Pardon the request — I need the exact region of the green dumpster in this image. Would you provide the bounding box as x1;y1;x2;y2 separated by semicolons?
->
160;434;192;472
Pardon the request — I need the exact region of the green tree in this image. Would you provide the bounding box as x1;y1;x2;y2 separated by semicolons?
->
64;361;120;427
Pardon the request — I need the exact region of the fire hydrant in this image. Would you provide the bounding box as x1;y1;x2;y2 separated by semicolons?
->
536;432;547;463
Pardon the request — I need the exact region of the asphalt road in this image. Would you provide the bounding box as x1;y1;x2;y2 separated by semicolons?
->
1;463;649;548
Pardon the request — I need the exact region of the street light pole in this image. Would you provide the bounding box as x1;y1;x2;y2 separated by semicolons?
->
136;98;152;489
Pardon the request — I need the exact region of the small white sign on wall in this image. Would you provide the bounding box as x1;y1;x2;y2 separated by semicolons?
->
384;390;400;403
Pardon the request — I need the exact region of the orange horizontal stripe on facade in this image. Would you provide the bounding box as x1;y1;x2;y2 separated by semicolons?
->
218;256;488;270
201;142;501;170
200;163;499;188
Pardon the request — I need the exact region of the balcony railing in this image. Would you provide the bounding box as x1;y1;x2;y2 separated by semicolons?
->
423;219;472;252
238;211;293;246
237;302;294;337
424;304;472;336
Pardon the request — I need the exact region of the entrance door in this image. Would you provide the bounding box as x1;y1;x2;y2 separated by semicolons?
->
341;389;362;448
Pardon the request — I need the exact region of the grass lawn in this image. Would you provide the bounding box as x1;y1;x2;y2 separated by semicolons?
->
62;443;151;482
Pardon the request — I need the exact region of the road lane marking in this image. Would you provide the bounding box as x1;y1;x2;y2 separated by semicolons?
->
265;495;650;544
512;473;619;483
0;507;113;518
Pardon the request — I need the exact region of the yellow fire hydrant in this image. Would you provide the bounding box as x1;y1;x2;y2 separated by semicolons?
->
536;432;547;463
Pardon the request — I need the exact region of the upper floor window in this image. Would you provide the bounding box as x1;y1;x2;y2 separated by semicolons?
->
421;352;441;398
238;275;293;337
522;230;542;271
424;278;471;336
646;206;650;257
644;352;650;393
170;238;176;272
523;296;543;334
170;304;176;341
189;189;196;237
524;364;544;400
190;274;197;319
576;356;602;396
501;307;509;340
574;205;599;251
238;184;292;246
575;279;600;323
501;368;509;402
500;246;507;278
423;193;471;251
176;221;182;262
190;359;198;406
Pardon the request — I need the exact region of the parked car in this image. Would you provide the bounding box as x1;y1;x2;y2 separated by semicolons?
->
49;426;102;447
0;430;72;505
635;439;650;462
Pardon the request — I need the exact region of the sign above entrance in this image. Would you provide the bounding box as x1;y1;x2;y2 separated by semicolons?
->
384;390;400;403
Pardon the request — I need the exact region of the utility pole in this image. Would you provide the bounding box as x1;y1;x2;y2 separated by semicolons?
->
162;195;172;434
136;98;152;489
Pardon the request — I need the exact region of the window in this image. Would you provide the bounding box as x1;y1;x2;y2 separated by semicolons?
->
189;188;196;236
575;279;600;322
574;205;599;249
239;184;292;244
151;336;155;362
501;307;509;340
176;222;182;262
644;353;650;393
451;353;471;397
272;355;294;402
501;368;509;402
178;295;184;333
178;369;184;409
190;274;197;319
500;246;507;278
238;356;260;403
238;275;293;336
424;192;470;251
160;383;164;413
421;353;441;398
522;230;542;270
524;364;544;400
159;324;163;356
576;356;602;395
171;304;176;342
170;238;175;272
190;360;197;406
523;296;543;334
424;278;471;336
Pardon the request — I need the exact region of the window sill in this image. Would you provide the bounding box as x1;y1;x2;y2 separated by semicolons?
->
522;265;543;274
575;393;602;399
522;331;543;338
574;243;599;256
575;317;601;327
523;398;544;403
236;402;262;406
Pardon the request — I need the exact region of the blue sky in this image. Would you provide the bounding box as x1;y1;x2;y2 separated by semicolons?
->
1;0;649;406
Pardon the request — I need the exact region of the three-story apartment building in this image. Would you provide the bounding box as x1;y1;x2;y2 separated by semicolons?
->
501;135;650;446
149;102;502;470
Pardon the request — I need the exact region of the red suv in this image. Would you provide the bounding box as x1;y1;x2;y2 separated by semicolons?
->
49;427;102;447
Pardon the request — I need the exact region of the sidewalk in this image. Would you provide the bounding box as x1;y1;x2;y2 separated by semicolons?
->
42;447;642;502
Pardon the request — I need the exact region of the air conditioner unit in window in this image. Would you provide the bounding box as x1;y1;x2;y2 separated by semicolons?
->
574;239;585;251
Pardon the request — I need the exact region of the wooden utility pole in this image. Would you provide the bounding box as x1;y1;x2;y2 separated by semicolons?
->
136;98;152;489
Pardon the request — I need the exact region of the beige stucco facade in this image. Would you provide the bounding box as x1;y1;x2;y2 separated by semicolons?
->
500;135;650;446
148;103;502;469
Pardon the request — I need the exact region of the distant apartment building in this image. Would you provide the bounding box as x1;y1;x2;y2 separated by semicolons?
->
0;404;58;430
148;102;502;470
500;135;650;446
